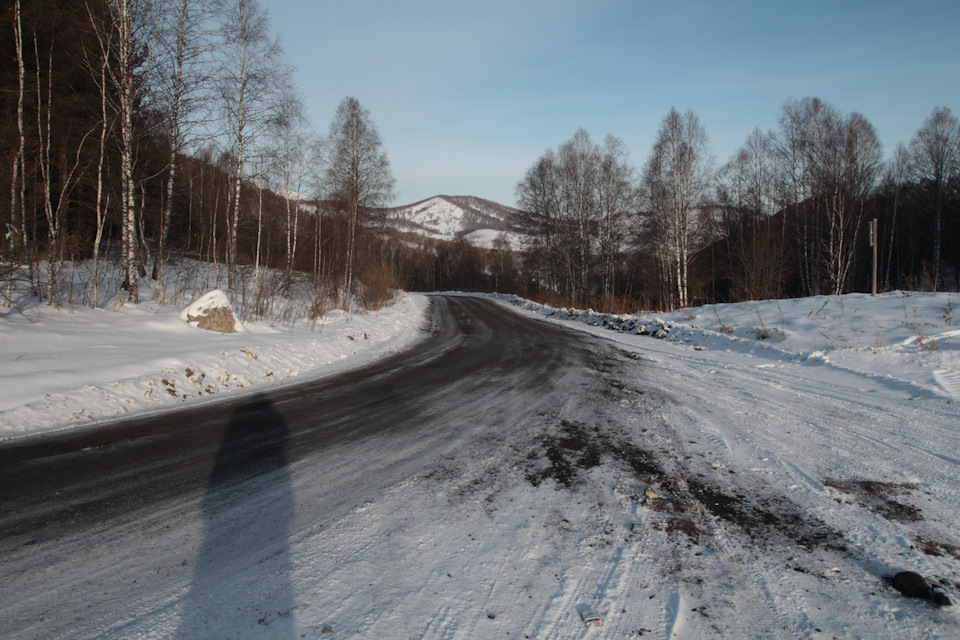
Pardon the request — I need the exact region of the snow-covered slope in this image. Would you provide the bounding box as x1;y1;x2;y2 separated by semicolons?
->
378;195;523;250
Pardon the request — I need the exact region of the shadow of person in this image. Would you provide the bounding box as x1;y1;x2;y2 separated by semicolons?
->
176;393;296;639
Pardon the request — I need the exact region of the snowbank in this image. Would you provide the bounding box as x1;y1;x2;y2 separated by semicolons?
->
493;290;960;401
0;292;429;440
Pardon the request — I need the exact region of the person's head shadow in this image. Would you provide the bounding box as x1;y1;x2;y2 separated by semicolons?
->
205;393;290;495
177;393;297;638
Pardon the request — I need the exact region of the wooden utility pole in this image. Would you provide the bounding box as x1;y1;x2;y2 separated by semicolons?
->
869;217;878;296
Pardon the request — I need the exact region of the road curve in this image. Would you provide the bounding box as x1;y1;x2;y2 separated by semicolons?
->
0;296;596;542
4;295;898;640
0;296;625;639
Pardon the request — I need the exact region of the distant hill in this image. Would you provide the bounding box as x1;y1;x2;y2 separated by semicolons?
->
375;195;523;250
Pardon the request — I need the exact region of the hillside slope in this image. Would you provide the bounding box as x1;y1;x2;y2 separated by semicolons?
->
377;195;523;249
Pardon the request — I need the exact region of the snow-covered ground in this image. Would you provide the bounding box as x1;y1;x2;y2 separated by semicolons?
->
497;290;960;404
491;290;960;637
2;287;958;638
0;288;429;440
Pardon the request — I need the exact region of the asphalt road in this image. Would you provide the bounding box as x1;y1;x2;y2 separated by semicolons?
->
0;294;599;551
0;294;632;638
4;295;915;639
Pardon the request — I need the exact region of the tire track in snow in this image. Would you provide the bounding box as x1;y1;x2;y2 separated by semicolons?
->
933;368;960;399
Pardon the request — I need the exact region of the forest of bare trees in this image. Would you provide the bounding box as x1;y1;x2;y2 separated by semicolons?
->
515;129;638;306
1;0;958;317
0;0;399;316
518;100;960;310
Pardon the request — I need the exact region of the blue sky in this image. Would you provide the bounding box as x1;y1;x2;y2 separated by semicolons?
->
260;0;960;207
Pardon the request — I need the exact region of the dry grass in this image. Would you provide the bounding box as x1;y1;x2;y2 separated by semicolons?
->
917;333;940;352
358;264;403;311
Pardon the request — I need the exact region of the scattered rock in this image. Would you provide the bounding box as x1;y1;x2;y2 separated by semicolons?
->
890;571;952;606
892;571;930;597
644;487;662;501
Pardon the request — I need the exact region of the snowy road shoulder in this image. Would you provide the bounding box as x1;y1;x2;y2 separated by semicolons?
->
486;291;960;634
0;293;430;440
491;290;960;402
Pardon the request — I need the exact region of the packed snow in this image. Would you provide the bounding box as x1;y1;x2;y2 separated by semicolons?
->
1;286;958;638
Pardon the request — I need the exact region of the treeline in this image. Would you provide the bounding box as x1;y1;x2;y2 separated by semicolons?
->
1;0;397;314
516;99;960;310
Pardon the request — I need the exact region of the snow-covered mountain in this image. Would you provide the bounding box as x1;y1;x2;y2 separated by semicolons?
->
377;195;523;250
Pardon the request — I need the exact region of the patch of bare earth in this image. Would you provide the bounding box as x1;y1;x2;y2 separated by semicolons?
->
523;413;846;554
824;478;923;522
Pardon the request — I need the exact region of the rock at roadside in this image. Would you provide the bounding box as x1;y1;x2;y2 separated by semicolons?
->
181;290;243;334
890;571;952;606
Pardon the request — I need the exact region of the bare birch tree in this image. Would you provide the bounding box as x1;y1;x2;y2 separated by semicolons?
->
517;131;636;305
93;0;159;304
324;96;395;303
825;111;882;295
556;129;599;304
216;0;287;296
596;134;638;304
83;1;118;308
642;108;712;308
774;99;882;295
775;98;828;296
515;150;563;295
881;142;910;289
33;33;94;304
269;89;310;275
302;136;327;299
155;0;219;302
8;0;27;257
717;128;786;299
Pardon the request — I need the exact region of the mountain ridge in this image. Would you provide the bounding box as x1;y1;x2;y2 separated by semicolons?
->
376;195;522;250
